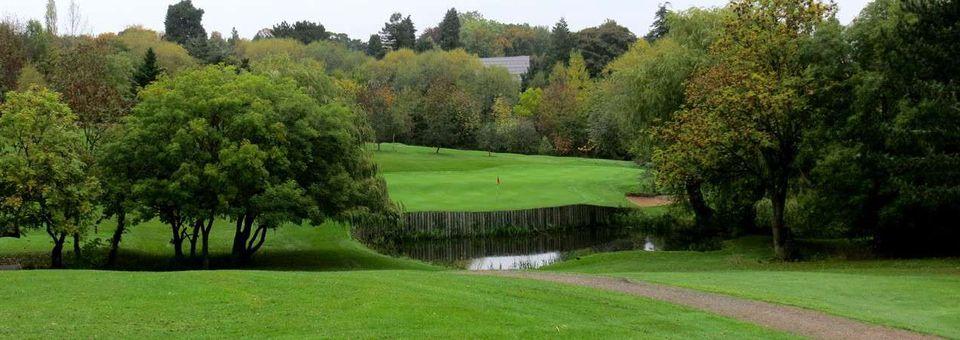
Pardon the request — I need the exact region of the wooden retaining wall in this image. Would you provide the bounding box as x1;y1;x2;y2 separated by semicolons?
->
352;204;632;241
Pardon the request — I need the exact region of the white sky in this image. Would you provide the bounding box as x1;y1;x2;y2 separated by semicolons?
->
2;0;872;40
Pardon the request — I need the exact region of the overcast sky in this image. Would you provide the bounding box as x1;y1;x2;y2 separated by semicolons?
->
2;0;872;40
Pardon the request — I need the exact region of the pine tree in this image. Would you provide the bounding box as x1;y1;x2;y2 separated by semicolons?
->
645;3;671;42
132;48;162;92
549;18;574;66
366;34;385;59
438;8;461;50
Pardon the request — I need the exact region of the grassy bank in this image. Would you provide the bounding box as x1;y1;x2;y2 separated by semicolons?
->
0;220;437;271
544;237;960;338
373;143;649;212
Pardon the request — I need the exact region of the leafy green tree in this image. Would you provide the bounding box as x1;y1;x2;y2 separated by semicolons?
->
514;87;543;117
164;0;206;45
118;66;392;262
439;8;461;50
0;89;99;267
576;20;637;77
366;34;385;59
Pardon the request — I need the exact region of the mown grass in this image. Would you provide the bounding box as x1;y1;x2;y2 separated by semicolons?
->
0;222;795;338
544;236;960;338
373;143;649;212
0;270;797;339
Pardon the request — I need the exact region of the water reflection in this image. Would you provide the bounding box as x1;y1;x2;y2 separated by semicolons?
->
363;228;641;270
469;252;560;270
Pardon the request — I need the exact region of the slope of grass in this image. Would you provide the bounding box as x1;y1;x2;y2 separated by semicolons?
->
0;270;795;339
544;237;960;338
373;143;648;212
0;220;437;271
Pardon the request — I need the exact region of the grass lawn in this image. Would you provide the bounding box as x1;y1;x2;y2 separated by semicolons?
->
544;237;960;338
372;143;649;212
0;222;794;338
0;270;796;339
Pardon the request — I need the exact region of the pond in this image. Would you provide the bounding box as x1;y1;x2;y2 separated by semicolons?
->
363;228;657;270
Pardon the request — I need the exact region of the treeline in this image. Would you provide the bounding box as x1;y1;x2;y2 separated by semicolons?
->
0;1;395;268
606;0;959;258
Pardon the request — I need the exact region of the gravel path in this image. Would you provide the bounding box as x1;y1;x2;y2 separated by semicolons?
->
479;271;939;340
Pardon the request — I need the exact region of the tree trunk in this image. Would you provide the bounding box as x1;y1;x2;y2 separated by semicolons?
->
201;218;213;269
50;232;67;268
170;220;185;260
72;233;82;260
770;175;791;260
107;211;126;266
436;147;440;154
188;219;201;259
377;142;381;151
685;180;714;234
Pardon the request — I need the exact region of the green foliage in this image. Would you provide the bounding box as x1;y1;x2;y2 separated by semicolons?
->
132;48;161;91
15;64;46;91
575;20;637;77
112;65;392;261
358;49;518;150
268;20;329;44
380;13;416;51
645;4;670;42
548;18;574;65
0;22;26;99
366;34;385;59
163;0;206;45
0;88;98;267
654;0;838;259
115;27;198;74
438;8;461;50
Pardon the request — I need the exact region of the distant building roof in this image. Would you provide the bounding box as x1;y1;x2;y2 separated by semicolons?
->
479;56;531;78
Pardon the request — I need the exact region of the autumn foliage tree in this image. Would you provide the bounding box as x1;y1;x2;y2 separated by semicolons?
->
655;0;837;259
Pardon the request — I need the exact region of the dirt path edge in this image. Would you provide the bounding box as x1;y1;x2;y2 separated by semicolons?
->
475;271;939;340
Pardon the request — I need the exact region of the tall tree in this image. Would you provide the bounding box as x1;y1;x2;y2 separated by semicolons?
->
0;89;99;268
380;13;417;50
549;18;575;65
45;0;57;36
366;34;385;59
645;3;671;42
164;0;206;45
438;8;461;50
65;0;86;36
